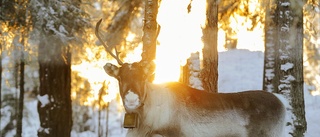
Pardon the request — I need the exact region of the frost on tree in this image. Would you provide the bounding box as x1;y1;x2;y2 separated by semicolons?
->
180;52;203;90
263;0;307;136
274;0;307;136
142;0;160;63
263;0;279;93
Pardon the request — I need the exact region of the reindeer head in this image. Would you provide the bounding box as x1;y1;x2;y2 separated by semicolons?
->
96;19;155;112
104;62;154;112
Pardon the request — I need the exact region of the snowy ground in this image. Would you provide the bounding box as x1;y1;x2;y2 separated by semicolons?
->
16;49;320;136
218;49;320;137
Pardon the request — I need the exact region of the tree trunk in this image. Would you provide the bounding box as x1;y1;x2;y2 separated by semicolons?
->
181;53;202;89
16;35;25;137
263;0;280;93
37;36;72;137
201;0;218;93
0;32;2;136
13;42;19;137
141;0;160;63
276;0;307;136
0;33;2;116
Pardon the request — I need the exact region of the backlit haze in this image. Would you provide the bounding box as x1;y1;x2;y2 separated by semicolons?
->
72;0;266;106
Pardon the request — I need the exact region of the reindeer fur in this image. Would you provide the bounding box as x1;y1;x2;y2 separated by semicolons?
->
126;82;285;137
103;63;285;137
95;20;285;137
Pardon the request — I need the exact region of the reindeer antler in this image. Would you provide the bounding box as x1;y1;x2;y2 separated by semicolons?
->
95;19;123;65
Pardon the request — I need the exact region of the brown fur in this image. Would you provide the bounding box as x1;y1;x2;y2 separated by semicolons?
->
104;62;286;137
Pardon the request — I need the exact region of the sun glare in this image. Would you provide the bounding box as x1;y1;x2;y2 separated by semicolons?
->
72;0;267;106
236;22;264;51
312;91;320;96
153;0;265;83
154;0;206;83
68;0;320;110
72;46;119;106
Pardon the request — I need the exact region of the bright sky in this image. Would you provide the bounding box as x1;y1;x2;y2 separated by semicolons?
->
72;0;266;105
154;0;206;83
154;0;264;83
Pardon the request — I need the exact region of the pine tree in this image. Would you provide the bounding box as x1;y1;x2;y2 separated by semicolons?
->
29;0;89;136
1;0;30;136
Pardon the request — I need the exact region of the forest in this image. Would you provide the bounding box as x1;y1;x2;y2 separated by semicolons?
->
0;0;319;137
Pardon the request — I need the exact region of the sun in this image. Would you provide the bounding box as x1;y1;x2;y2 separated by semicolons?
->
71;0;267;106
153;0;206;83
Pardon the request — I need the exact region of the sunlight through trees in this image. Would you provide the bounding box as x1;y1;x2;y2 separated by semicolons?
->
0;0;319;136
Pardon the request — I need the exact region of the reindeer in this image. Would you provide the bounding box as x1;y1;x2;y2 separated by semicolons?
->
95;19;286;137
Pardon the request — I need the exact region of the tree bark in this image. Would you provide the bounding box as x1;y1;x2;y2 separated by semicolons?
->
0;31;2;136
276;0;307;136
37;36;72;137
16;34;25;137
0;31;2;118
263;0;280;93
181;52;202;89
201;0;218;93
141;0;160;62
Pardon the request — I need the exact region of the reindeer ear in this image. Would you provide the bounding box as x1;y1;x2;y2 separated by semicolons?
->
103;63;120;78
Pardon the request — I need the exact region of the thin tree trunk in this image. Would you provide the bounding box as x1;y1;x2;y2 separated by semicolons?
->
14;45;19;137
105;103;109;137
201;0;218;93
180;62;190;85
0;32;2;136
98;88;102;137
263;0;280;93
16;35;25;137
0;38;2;100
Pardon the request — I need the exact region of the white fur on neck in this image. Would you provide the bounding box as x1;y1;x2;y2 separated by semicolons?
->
143;83;176;130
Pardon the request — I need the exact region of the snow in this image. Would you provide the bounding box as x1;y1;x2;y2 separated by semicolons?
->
281;62;294;71
38;127;50;134
218;49;320;137
2;49;319;137
281;2;291;7
37;94;50;108
280;75;296;83
218;49;264;92
59;25;69;35
93;2;101;11
0;106;12;131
